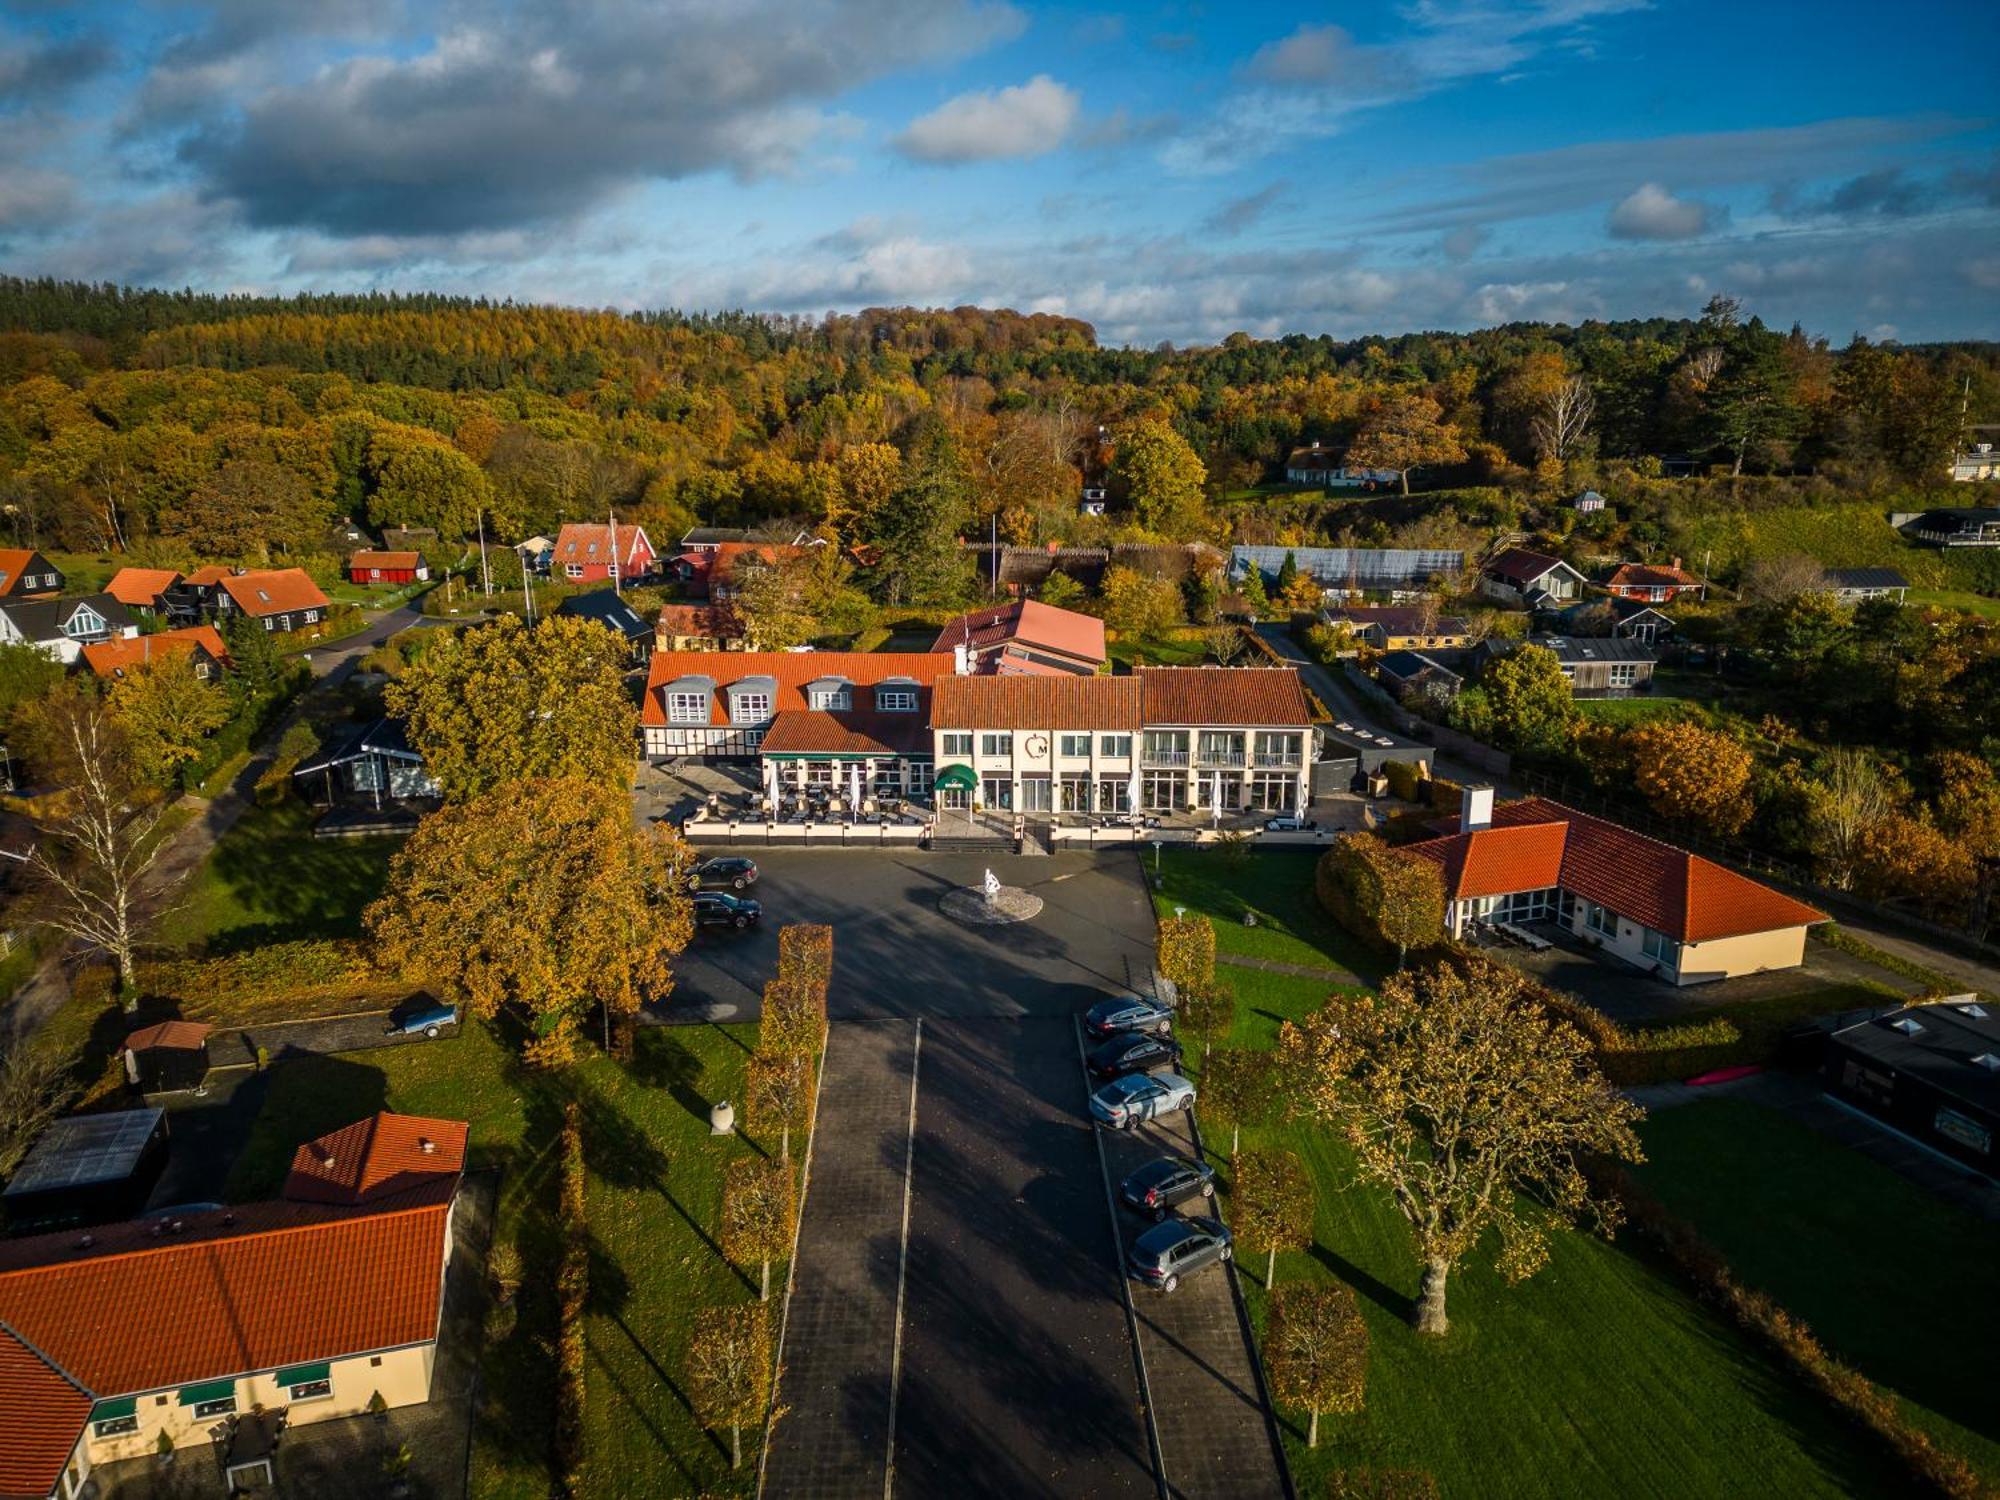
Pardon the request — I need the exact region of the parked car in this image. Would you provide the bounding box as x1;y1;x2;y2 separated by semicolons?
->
388;1000;458;1039
1083;994;1174;1040
693;891;762;929
688;856;759;891
1128;1215;1233;1292
1263;813;1311;832
1089;1071;1195;1129
1118;1155;1217;1221
1087;1032;1184;1081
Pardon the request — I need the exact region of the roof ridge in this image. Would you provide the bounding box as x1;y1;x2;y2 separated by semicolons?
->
0;1316;95;1402
0;1196;450;1283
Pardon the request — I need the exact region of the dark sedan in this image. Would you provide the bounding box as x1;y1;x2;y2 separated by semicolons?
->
693;891;762;929
1128;1215;1233;1293
1083;994;1174;1039
1118;1155;1217;1222
688;856;759;891
1086;1031;1184;1081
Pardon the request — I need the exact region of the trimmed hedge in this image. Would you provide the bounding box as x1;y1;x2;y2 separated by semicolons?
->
136;939;415;1023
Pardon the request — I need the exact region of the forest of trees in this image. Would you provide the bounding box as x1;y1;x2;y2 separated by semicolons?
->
1;276;1996;584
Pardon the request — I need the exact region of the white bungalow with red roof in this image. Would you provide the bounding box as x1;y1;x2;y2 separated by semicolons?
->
930;599;1108;677
1601;559;1705;603
0;1111;466;1499
552;522;654;585
1405;787;1826;985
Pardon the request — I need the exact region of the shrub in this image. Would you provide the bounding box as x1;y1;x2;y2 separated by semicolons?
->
776;923;834;1003
254;720;321;805
757;978;825;1059
1315;835;1446;964
554;1102;588;1494
1157;912;1217;998
139;939;396;1015
1382;759;1424;803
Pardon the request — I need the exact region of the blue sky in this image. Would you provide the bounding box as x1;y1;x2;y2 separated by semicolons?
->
3;0;1997;345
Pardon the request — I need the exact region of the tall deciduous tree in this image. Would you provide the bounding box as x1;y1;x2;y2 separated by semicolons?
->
1098;565;1182;636
1266;1282;1370;1448
108;651;230;789
1278;956;1643;1335
1231;1147;1315;1288
721;1155;797;1302
1626;719;1755;837
1199;1047;1273;1155
16;690;170;994
872;419;972;607
745;1051;815;1160
685;1303;772;1471
1176;980;1236;1066
365;778;694;1067
1802;748;1896;888
385;615;636;800
1529;375;1596;469
1111;418;1207;538
1346;392;1467;496
1457;644;1577;758
1156;912;1216;998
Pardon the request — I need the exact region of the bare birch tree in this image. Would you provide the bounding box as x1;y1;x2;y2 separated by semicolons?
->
1529;375;1595;466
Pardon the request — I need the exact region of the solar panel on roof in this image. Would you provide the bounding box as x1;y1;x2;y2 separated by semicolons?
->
4;1108;164;1196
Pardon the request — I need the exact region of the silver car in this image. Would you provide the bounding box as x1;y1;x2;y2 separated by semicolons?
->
1089;1071;1196;1129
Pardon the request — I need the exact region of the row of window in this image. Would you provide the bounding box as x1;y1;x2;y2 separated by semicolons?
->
939;770;1300;813
92;1374;343;1438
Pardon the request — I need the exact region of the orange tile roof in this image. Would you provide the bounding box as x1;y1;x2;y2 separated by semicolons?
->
0;551;46;598
219;569;329;617
0;1323;91;1499
932;673;1140;731
349;551;424;570
654;604;740;637
104;567;182;608
0;1197;453;1401
79;626;229;679
1137;666;1313;726
932;600;1107;667
759;710;930;757
124;1021;212;1053
643;652;954;727
1405;798;1826;943
554;523;652;566
1606;562;1700;588
185;565;235;587
283;1113;468;1208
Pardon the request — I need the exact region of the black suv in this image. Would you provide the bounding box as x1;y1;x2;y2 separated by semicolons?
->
1118;1155;1217;1222
688;856;759;891
1086;1032;1184;1081
693;891;762;929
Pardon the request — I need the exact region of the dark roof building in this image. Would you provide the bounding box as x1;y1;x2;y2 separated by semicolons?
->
554;589;652;659
1825;1001;1999;1172
1824;567;1910;602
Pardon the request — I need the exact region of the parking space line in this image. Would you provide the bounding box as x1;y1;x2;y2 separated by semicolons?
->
882;1018;922;1499
1076;1017;1172;1500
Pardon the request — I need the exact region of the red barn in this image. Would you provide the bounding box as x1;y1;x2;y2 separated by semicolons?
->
348;550;430;585
552;523;655;585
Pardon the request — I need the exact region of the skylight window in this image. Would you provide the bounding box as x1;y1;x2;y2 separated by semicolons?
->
1890;1016;1924;1036
1972;1054;2000;1072
256;590;271;602
1957;1002;1988;1019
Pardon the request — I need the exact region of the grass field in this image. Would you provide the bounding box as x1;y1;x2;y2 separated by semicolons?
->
1574;695;1694;726
1636;1097;2000;1484
1165;850;1914;1497
151;797;402;953
1107;631;1209;668
227;1016;775;1498
1908;587;2000;619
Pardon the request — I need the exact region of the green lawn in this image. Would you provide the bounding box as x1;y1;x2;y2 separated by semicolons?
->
1107;632;1209;668
1908;587;2000;620
1576;695;1695;726
1636;1098;2000;1483
1163;850;1914;1496
151;797;403;953
1149;846;1382;981
228;1016;774;1498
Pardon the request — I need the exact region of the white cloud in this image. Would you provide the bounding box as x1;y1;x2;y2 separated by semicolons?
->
1965;257;2000;291
1607;182;1716;240
892;75;1080;163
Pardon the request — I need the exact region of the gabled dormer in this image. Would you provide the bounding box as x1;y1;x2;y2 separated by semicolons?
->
873;677;920;713
725;675;778;724
804;675;853;712
660;674;716;726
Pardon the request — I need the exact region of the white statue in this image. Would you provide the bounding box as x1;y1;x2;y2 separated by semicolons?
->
982;868;1002;905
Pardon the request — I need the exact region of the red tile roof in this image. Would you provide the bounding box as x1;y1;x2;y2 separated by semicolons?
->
1483;547;1573;586
654;604;741;639
1605;562;1700;588
1405;798;1826;942
932;673;1140;731
1136;667;1312;726
79;626;230;679
124;1021;212;1053
283;1113;469;1208
0;551;49;598
218;569;329;617
932;600;1107;668
104;567;182;608
758;710;929;757
554;523;652;567
349;551;424;570
185;565;235;588
0;1196;453;1402
643;652;954;728
0;1323;91;1499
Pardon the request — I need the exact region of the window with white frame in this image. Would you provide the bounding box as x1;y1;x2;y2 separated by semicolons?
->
941;732;972;756
730;691;771;722
878;689;918;712
1584;901;1617;938
908;761;934;792
288;1377;333;1402
980;732;1013;757
1058;733;1091;758
566;564;584;579
668;692;709;724
92;1413;138;1438
1099;734;1132;759
808;687;851;711
1608;662;1637;688
192;1395;237;1420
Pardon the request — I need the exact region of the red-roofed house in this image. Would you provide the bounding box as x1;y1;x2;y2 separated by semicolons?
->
209;569;331;634
667;542;805;602
1134;667;1315;817
931;600;1108;677
103;568;184;618
654;603;745;652
79;626;230;683
1602;559;1705;603
1403;788;1825;985
0;1110;466;1494
552;522;654;585
0;550;63;601
1479;547;1586;607
347;550;430;585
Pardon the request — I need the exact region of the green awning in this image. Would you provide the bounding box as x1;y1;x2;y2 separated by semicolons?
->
178;1378;235;1407
934;764;977;790
91;1396;137;1421
274;1362;330;1387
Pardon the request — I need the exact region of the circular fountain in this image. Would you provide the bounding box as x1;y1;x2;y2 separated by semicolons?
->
939;866;1044;925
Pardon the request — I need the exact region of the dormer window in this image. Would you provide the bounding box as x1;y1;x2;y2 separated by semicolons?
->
806;677;852;711
727;676;776;724
668;692;708;724
877;679;918;713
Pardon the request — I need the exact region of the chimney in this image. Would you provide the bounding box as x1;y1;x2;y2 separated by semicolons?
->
319;1150;338;1170
1460;784;1494;833
1670;556;1682;572
953;642;971;675
419;1137;436;1155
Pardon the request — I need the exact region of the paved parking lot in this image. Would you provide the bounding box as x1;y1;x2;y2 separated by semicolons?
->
758;850;1286;1498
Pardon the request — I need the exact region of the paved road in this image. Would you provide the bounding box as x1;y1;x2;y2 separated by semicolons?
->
2;599;431;1046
